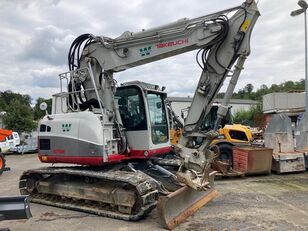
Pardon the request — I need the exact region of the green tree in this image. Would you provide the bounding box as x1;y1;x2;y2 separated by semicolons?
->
233;103;263;126
2;99;36;132
232;79;305;101
260;84;268;90
269;84;280;92
295;79;305;89
0;97;6;112
244;83;254;94
283;81;295;91
0;90;31;108
33;97;52;120
233;110;253;126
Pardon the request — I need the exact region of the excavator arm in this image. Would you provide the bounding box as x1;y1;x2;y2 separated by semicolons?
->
67;2;259;228
29;1;259;229
71;0;259;189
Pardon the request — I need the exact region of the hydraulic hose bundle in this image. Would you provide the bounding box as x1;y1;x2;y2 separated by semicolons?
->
68;33;95;71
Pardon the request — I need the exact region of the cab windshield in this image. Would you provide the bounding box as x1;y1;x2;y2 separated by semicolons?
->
202;106;232;131
116;87;147;131
146;92;168;144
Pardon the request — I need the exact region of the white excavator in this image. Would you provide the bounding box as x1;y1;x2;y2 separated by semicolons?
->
20;1;259;229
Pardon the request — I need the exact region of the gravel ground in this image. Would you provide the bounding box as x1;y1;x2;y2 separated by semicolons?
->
0;153;308;231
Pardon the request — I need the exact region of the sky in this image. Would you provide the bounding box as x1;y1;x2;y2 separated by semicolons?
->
0;0;306;103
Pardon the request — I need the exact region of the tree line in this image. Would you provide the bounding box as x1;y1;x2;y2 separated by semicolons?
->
230;79;305;126
0;91;51;133
217;79;305;101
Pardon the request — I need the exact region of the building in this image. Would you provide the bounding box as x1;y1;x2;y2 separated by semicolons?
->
168;96;258;123
263;92;305;124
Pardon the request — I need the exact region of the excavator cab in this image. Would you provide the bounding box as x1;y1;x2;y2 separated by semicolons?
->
37;79;171;165
116;81;170;151
202;105;232;132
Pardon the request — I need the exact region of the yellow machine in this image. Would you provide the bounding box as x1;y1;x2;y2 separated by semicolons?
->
218;124;253;143
213;123;253;166
170;105;253;166
171;123;252;146
208;106;253;165
170;128;183;145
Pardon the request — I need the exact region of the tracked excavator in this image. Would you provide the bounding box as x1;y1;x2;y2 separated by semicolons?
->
19;1;259;229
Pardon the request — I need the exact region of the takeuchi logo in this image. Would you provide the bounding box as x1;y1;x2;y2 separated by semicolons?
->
139;46;152;56
62;123;72;132
156;38;189;48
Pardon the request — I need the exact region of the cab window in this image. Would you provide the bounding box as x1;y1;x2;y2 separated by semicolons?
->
146;92;168;144
116;87;147;131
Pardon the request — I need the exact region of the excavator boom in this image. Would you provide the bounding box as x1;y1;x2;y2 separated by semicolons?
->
20;1;259;229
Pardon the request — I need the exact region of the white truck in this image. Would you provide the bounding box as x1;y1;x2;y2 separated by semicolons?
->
10;133;37;154
0;132;20;154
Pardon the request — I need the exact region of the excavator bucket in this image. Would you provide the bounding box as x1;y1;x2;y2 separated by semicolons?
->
157;186;219;230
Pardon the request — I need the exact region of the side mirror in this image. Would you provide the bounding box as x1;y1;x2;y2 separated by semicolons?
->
39;102;48;111
39;102;52;119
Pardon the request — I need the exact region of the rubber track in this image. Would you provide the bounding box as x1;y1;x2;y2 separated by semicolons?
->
19;167;158;221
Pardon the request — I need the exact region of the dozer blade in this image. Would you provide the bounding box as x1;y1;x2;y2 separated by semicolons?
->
157;187;218;230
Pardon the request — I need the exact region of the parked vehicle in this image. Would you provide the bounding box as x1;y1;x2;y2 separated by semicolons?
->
0;129;20;153
10;133;38;154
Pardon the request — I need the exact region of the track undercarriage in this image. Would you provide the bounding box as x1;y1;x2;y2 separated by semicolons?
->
19;165;161;220
19;155;218;229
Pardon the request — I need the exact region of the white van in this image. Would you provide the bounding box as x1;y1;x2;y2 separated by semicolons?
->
10;132;38;154
0;132;20;153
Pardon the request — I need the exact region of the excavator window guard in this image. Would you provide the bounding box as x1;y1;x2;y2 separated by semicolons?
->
53;68;99;113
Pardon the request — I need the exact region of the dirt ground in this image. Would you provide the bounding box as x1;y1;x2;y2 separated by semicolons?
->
1;153;308;231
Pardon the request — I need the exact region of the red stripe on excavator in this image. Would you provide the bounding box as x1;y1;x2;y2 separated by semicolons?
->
38;155;106;166
128;146;172;158
38;146;172;166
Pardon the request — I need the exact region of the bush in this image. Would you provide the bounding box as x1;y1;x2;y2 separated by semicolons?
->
233;103;263;127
